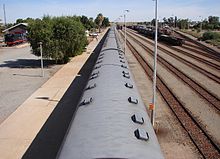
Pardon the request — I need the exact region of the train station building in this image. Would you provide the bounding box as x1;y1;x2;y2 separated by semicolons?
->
2;23;28;35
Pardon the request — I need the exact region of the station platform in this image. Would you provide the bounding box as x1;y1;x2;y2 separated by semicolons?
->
0;29;108;159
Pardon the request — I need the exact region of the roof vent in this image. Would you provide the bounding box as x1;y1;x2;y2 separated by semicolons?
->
96;60;103;64
85;83;96;90
134;129;149;141
119;56;124;59
98;56;104;60
118;50;124;54
118;53;123;56
90;74;99;80
120;60;125;63
91;71;99;76
128;97;138;104
80;97;93;106
131;114;144;124
122;71;129;75
121;65;127;69
94;65;101;69
125;83;133;88
99;53;104;57
123;74;130;79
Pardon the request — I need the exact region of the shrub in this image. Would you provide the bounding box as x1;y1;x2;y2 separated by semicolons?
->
28;16;87;63
202;31;220;41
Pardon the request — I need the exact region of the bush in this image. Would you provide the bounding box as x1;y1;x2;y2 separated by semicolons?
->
202;31;220;41
28;16;87;63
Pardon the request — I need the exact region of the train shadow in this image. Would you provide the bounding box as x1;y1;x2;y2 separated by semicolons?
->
22;30;109;159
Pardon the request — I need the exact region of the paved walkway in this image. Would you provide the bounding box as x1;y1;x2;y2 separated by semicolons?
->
0;30;108;159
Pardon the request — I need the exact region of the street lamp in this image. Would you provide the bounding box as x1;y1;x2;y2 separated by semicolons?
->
199;16;203;31
124;10;129;53
171;14;175;28
39;42;44;77
151;0;158;127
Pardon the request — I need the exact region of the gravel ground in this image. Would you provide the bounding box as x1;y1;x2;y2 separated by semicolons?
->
117;33;202;158
127;33;220;149
128;31;220;98
0;46;63;123
162;45;220;79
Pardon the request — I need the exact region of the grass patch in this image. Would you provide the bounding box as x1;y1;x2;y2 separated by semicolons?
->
181;29;220;47
181;29;203;38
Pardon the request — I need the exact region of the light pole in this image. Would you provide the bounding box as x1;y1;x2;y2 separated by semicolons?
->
39;42;44;77
3;4;7;26
124;10;129;53
151;0;158;127
199;16;203;31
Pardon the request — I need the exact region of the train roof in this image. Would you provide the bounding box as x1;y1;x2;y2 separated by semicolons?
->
57;27;164;159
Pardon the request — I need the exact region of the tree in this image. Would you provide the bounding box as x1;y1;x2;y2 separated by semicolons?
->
177;19;189;29
0;19;3;35
5;23;14;29
95;13;104;33
174;16;178;27
16;18;25;24
102;17;110;27
28;16;87;63
208;16;219;29
151;19;156;26
163;17;168;24
80;15;96;30
208;16;219;25
168;17;174;27
80;15;90;29
89;17;96;29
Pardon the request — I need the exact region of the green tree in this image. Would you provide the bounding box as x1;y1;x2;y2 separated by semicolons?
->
163;17;168;25
80;15;90;29
208;16;220;29
208;16;219;25
177;19;189;29
0;19;3;35
5;23;14;29
168;17;174;27
151;18;156;26
28;16;87;63
89;17;96;29
102;17;110;27
95;13;104;33
16;18;25;24
80;15;96;30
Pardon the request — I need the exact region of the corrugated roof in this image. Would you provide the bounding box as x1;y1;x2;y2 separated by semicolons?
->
2;23;28;33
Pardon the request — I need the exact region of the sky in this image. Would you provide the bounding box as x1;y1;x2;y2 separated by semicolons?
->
0;0;219;23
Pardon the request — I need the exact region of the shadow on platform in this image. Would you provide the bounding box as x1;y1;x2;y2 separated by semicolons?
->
0;59;57;69
22;30;109;159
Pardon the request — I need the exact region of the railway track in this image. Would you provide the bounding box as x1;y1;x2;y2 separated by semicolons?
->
184;41;207;51
181;44;220;63
119;31;220;158
128;29;220;73
175;31;220;60
170;44;220;70
125;31;220;112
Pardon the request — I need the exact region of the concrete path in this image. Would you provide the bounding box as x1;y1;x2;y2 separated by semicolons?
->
0;30;107;159
0;46;62;124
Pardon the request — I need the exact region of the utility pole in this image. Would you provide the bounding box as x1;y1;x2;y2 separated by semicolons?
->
124;10;129;53
3;4;6;26
151;0;158;127
199;16;203;31
39;42;44;77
